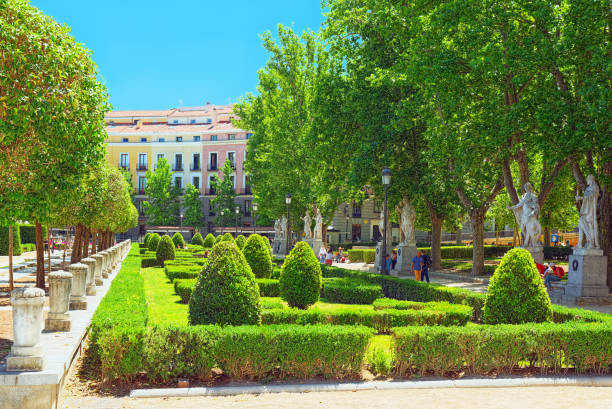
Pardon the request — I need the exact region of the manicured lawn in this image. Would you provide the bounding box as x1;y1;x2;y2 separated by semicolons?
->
142;266;188;326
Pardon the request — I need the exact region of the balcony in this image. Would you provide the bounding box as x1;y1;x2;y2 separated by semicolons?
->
240;187;252;195
137;164;148;171
191;164;201;171
119;164;129;170
137;188;146;195
207;165;218;171
172;164;184;172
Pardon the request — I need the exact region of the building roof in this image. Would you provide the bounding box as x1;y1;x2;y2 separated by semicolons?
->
105;104;234;119
106;122;243;134
106;109;176;118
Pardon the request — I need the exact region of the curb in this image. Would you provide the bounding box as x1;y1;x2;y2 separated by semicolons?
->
129;376;612;398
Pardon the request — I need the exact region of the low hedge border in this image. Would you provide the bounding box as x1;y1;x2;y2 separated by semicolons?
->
165;264;202;282
322;278;383;304
97;324;373;382
174;279;197;303
257;279;280;297
262;305;471;332
393;322;612;376
171;279;282;304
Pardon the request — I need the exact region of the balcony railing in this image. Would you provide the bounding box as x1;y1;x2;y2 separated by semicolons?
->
137;188;146;195
207;165;218;171
352;212;362;218
172;164;184;171
191;164;201;171
137;164;148;171
240;187;252;195
119;164;129;170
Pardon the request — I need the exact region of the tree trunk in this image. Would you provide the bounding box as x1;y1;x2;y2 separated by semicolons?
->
425;200;444;271
35;221;45;289
46;223;51;275
82;227;90;258
600;159;612;291
8;225;13;292
91;230;97;256
71;224;83;264
543;226;550;247
513;227;519;247
62;227;67;268
455;227;462;245
470;209;486;276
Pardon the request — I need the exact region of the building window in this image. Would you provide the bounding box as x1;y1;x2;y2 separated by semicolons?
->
158;137;165;142
173;120;178;124
192;176;200;190
244;200;251;216
192;153;200;170
140;137;147;142
138;176;147;194
122;138;129;143
209;153;218;170
120;153;129;168
229;174;235;188
174;154;183;171
190;119;196;124
208;175;216;195
176;136;183;142
373;200;382;213
193;135;200;142
211;135;218;141
175;177;182;189
228;152;236;169
247;133;253;139
138;153;147;170
352;202;362;218
207;118;212;123
229;134;236;140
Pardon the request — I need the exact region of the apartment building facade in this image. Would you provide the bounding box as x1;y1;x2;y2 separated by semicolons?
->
105;104;253;235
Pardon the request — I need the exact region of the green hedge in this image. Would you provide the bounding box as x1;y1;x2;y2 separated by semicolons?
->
18;224;46;244
165;258;206;267
21;243;35;252
363;249;376;264
347;249;364;262
322;278;383;304
139;247;148;255
543;246;572;261
141;257;159;268
262;306;471;333
98;324;373;381
174;279;197;303
256;278;280;297
0;225;22;256
393;322;612;376
165;264;202;282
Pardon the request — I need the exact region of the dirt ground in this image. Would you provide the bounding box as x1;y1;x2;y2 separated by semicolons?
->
60;386;612;409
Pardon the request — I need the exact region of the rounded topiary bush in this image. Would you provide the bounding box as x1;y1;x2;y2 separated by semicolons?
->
235;234;246;250
242;234;273;278
156;235;176;266
188;241;261;325
190;232;204;246
279;241;322;309
220;232;235;243
203;233;215;248
143;232;152;247
148;233;161;251
172;232;185;248
214;235;223;244
483;247;552;324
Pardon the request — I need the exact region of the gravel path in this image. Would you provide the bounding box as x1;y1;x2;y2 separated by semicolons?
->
60;386;612;409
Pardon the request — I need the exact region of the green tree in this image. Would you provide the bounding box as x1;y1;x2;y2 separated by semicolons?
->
143;158;180;226
209;159;237;227
182;183;203;230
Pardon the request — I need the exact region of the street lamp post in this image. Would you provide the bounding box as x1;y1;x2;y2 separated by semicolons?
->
179;213;183;227
220;209;224;236
252;202;258;235
235;206;240;237
285;194;292;254
381;168;392;275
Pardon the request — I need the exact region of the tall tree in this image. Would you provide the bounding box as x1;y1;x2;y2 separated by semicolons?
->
182;183;203;230
210;159;238;227
143;158;180;226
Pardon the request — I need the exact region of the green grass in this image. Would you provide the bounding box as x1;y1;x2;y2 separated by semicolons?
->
142;266;188;326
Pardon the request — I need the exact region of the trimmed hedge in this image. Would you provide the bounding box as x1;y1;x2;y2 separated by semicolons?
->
242;234;273;279
543;246;572;261
148;233;161;251
363;249;376;264
203;233;215;248
280;241;322;309
165;264;202;282
0;225;22;256
174;279;197;303
262;306;471;332
164;258;206;267
190;232;204;246
418;245;509;259
322;278;383;304
236;234;246;249
256;278;280;297
156;235;176;266
141;257;159;268
18;224;46;244
172;232;186;249
143;233;152;248
393;322;612;376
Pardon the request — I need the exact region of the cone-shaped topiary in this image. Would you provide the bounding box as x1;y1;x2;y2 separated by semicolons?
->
235;234;246;250
220;232;235;243
143;232;152;248
172;232;185;248
203;233;215;248
156;235;176;266
242;234;273;278
191;232;204;246
483;247;552;324
214;234;223;244
188;241;261;325
279;241;322;309
148;233;161;251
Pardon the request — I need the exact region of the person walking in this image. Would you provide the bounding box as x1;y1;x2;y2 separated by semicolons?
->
420;250;430;283
411;250;424;281
390;250;397;271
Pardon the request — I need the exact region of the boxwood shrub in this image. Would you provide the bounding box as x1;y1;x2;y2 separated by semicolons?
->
363;249;376;264
322;278;383;304
347;249;364;262
141;256;159;268
0;224;22;256
172;232;186;248
165;264;202;282
174;279;197;303
236;234;246;249
143;232;152;248
280;241;322;309
156;235;176;267
190;232;204;246
242;234;273;279
256;278;280;297
18;223;45;244
203;233;215;248
148;233;161;251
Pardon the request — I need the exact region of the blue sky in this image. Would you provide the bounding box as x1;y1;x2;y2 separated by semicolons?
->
30;0;325;110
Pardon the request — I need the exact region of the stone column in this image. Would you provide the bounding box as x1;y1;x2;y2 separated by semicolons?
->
7;287;45;371
91;254;104;285
81;257;97;296
69;263;88;310
564;248;610;302
100;250;109;278
45;271;72;331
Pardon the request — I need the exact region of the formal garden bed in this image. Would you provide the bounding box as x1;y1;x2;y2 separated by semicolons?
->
82;239;611;389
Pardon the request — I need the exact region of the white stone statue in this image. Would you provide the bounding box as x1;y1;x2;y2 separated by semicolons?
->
274;219;282;240
575;174;600;249
396;198;416;246
280;215;288;240
302;210;312;240
509;182;542;248
313;207;323;240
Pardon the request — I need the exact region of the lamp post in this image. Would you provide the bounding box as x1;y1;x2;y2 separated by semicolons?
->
343;204;350;243
220;209;225;235
179;213;183;228
381;168;392;275
235;206;240;237
252;202;258;235
285;194;292;254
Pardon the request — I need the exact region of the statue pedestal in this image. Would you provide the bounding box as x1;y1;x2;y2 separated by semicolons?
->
310;239;324;257
393;244;417;277
564;248;610;299
523;245;544;264
374;243;393;274
273;239;286;256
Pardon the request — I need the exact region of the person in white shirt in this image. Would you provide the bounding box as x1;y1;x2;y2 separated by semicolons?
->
318;246;326;263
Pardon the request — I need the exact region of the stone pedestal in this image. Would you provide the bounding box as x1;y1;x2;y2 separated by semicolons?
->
393;243;417;277
374;243;392;273
99;251;109;278
310;239;324;257
81;257;97;296
91;254;104;286
7;287;45;371
273;239;286;256
565;248;609;299
69;263;88;310
523;245;544;264
45;271;72;331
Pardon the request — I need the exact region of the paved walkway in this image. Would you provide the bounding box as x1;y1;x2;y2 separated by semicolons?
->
60;386;612;409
